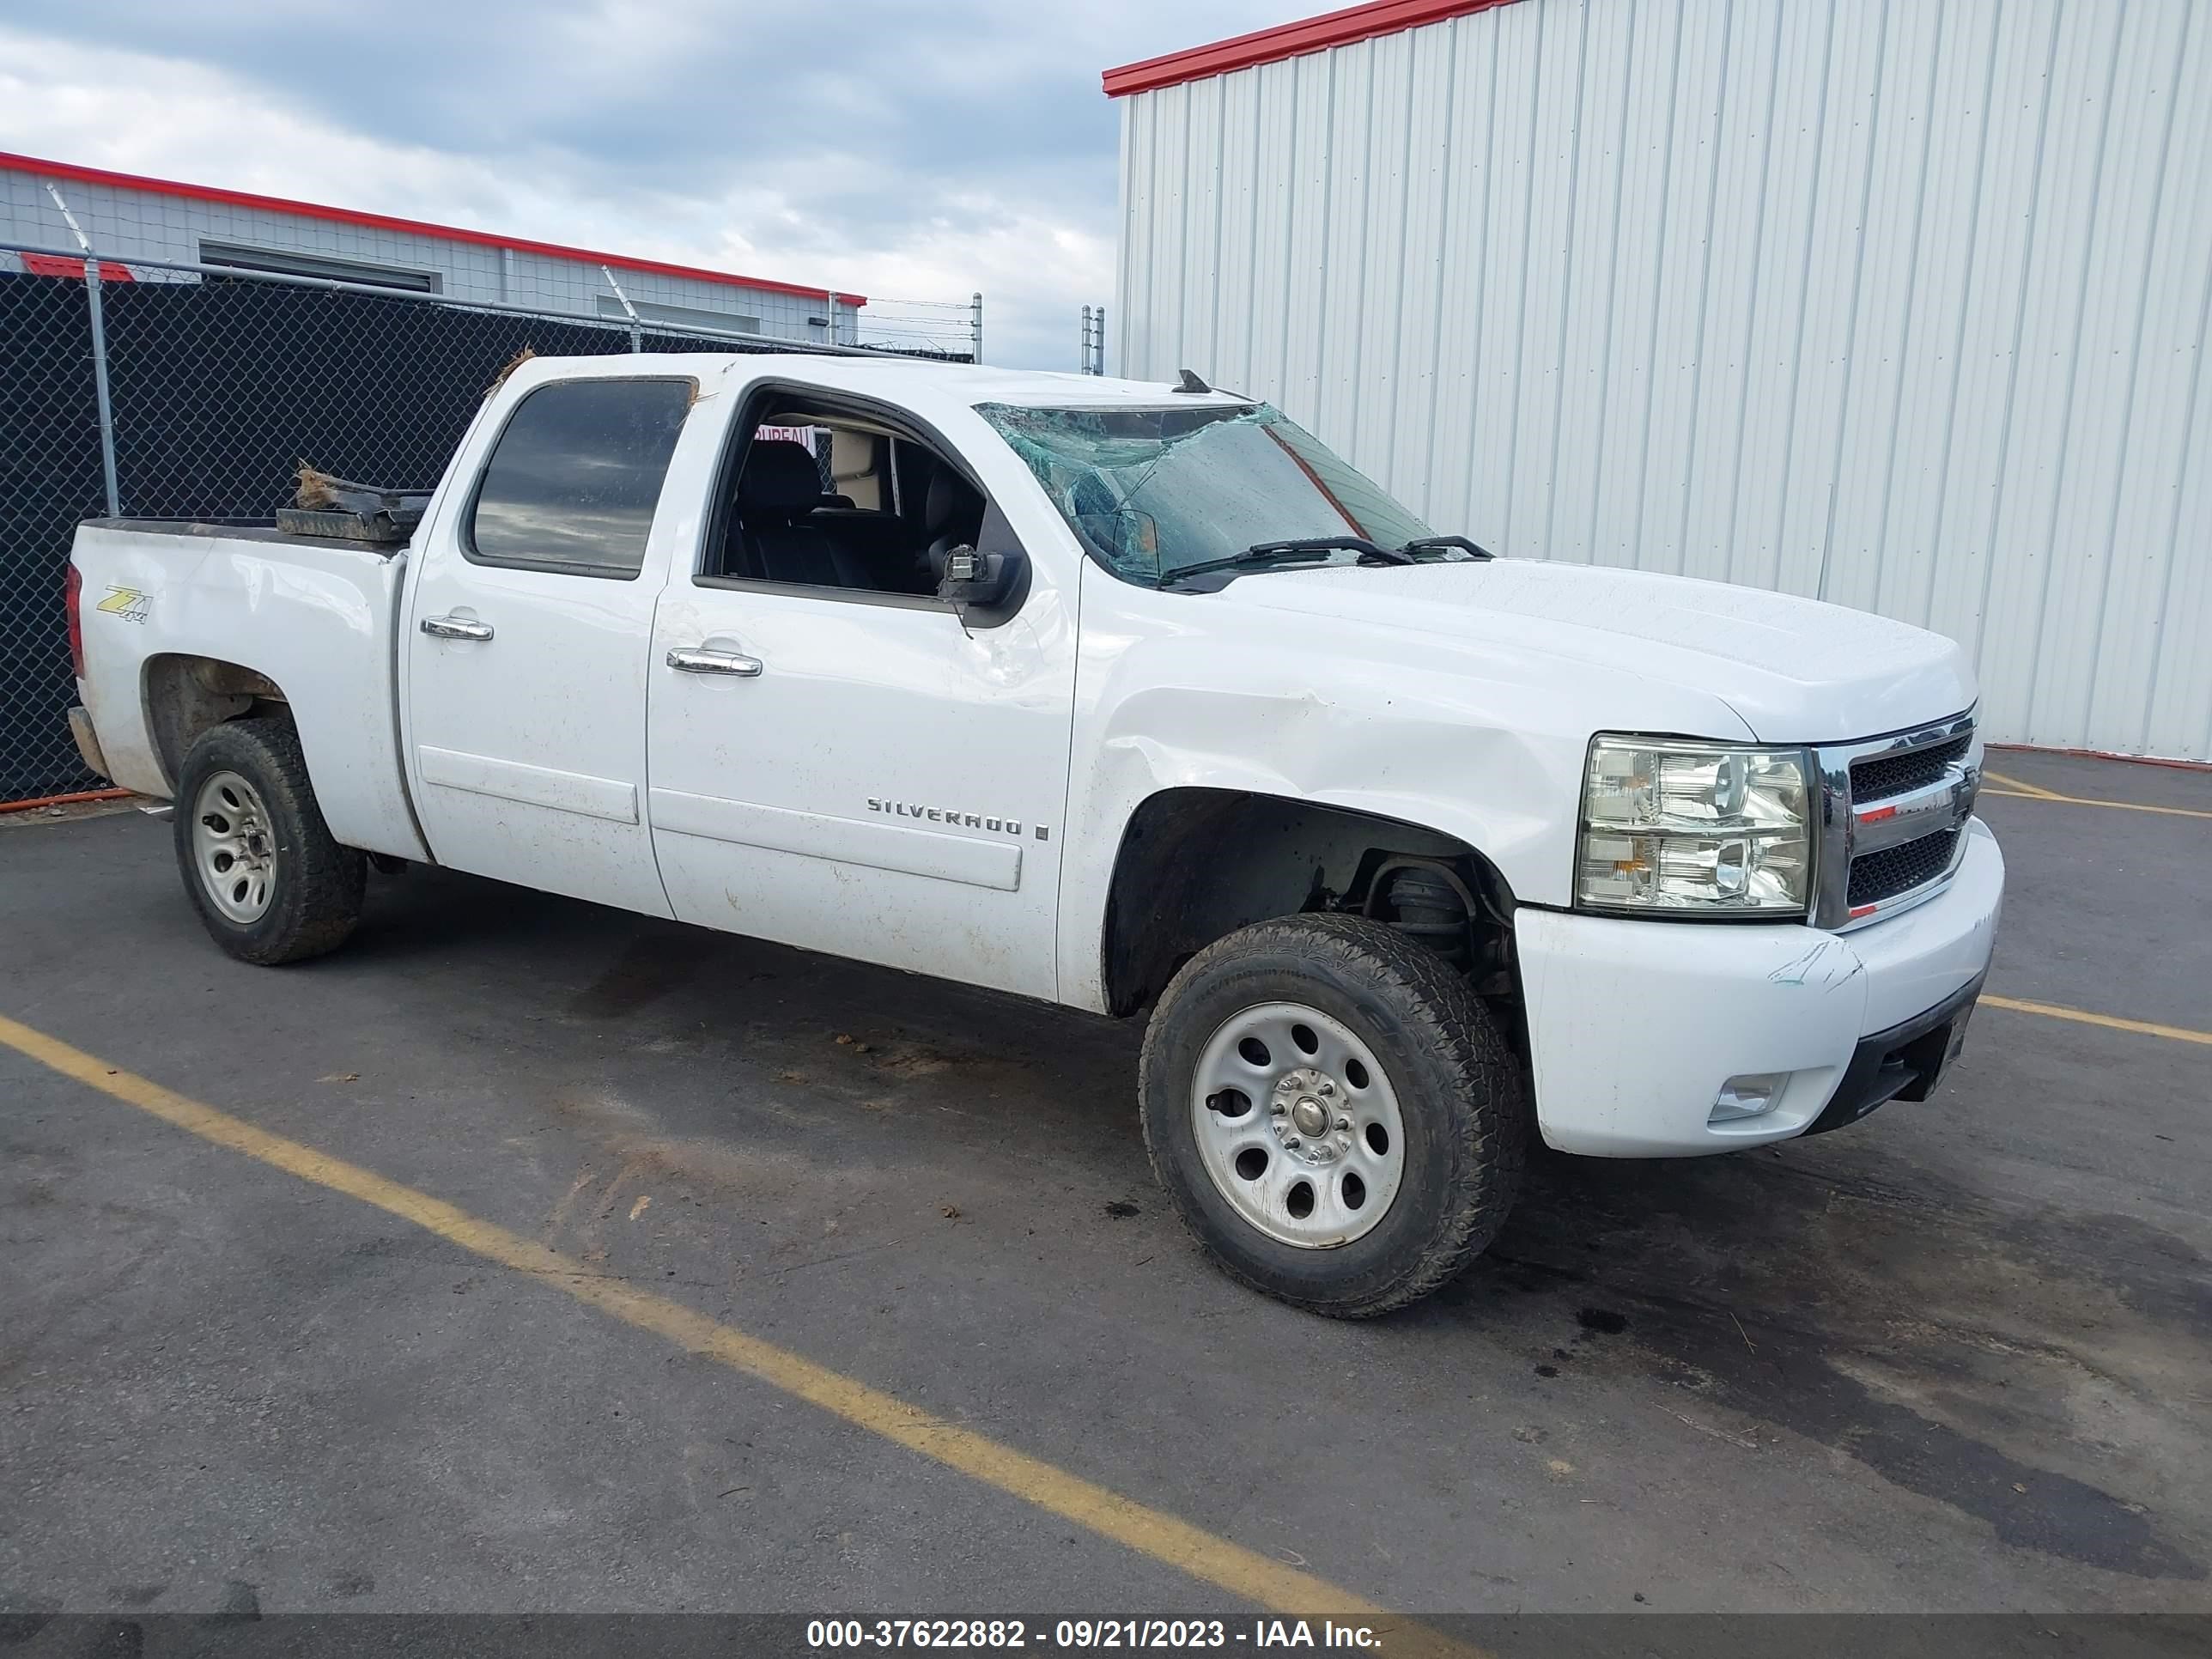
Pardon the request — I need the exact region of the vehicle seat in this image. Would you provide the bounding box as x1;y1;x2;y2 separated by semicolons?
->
738;440;868;588
923;463;987;584
809;508;933;595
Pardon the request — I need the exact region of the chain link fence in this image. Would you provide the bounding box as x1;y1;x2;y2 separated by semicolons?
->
1;245;953;805
1;266;108;802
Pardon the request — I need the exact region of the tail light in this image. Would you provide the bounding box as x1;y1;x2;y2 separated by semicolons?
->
64;562;87;679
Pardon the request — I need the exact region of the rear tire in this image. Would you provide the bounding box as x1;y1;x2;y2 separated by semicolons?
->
173;716;364;965
1139;914;1523;1317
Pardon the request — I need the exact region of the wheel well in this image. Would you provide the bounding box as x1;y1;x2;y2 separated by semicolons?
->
1099;787;1519;1018
144;654;289;792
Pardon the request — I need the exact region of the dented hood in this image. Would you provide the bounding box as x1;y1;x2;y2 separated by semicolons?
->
1216;557;1976;744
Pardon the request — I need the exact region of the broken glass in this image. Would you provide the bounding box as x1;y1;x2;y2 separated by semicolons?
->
976;402;1444;586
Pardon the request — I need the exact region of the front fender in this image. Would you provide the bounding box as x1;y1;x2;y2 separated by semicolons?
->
1053;564;1753;1012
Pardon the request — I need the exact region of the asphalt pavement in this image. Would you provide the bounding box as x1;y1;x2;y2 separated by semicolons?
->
2;749;2206;1623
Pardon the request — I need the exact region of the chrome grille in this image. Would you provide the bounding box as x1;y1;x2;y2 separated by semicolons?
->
1814;709;1979;930
1848;828;1960;907
1851;733;1972;804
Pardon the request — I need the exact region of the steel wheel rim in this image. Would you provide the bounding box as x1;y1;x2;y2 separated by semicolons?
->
1189;1000;1407;1249
192;769;277;925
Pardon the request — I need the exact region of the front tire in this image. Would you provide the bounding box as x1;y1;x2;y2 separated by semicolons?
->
173;716;364;965
1139;914;1523;1317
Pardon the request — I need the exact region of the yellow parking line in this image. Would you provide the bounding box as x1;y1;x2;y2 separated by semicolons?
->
1982;995;2212;1048
1980;769;2069;800
1981;771;2212;820
0;1012;1470;1650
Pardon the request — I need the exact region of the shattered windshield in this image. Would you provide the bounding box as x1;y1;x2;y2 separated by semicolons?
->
975;402;1442;586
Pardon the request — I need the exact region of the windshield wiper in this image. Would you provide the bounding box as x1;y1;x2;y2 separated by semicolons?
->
1401;535;1494;560
1249;536;1416;564
1162;537;1415;586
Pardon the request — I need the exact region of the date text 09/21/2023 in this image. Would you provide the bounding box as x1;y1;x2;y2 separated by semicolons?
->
805;1618;1383;1650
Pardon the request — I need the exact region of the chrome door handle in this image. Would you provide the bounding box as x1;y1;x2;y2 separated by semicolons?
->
421;615;494;641
666;647;763;677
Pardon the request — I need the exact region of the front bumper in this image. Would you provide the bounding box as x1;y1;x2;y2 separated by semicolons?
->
1516;817;2002;1157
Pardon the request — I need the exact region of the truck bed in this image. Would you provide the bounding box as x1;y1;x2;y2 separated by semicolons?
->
69;517;428;861
88;517;412;554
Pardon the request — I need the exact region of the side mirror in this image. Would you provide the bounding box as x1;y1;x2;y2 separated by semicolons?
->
938;546;1024;608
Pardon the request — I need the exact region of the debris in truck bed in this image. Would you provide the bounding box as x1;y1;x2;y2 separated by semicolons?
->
486;344;537;397
283;463;430;542
294;464;429;519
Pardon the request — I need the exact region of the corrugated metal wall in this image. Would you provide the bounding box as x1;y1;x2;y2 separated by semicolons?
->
1115;0;2212;757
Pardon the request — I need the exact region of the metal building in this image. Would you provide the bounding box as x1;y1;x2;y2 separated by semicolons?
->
2;151;866;344
1106;0;2211;758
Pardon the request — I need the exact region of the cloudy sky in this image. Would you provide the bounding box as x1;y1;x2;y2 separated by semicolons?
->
0;1;1312;369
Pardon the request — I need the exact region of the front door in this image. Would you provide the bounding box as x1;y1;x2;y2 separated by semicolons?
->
645;386;1077;999
404;370;696;918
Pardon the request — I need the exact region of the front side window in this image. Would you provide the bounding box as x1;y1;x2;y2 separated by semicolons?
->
976;402;1443;586
707;402;992;601
467;378;693;578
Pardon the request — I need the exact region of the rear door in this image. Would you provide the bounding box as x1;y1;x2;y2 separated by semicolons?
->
402;369;698;917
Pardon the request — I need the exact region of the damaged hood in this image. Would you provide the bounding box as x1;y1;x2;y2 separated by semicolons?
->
1214;557;1976;743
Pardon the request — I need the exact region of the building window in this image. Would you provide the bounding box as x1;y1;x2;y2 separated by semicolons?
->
198;240;441;294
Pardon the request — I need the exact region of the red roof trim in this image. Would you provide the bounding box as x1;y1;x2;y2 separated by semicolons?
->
0;151;865;307
18;252;133;282
1103;0;1522;96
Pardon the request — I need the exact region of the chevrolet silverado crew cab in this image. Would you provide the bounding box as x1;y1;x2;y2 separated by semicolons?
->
64;353;2002;1316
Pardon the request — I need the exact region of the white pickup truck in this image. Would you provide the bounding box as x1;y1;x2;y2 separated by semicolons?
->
64;352;2002;1316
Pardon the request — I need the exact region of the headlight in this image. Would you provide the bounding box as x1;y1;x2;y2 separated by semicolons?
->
1576;736;1813;916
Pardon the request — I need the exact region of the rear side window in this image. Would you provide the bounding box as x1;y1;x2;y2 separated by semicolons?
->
465;378;693;578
